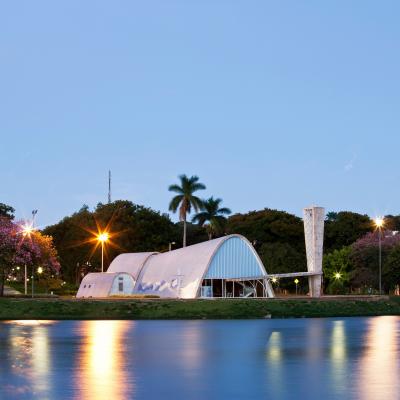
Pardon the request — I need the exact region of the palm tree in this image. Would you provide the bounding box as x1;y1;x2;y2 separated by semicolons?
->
192;197;231;240
169;175;206;247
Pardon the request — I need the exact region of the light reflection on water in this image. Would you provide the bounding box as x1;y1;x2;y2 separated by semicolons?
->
74;321;132;400
0;317;399;399
358;316;399;400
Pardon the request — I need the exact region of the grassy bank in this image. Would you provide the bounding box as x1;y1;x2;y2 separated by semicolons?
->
1;296;400;320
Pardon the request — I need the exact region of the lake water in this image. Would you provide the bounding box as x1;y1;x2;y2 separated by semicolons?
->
0;317;399;400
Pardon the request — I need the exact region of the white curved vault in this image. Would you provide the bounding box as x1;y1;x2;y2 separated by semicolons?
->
76;272;135;298
76;234;274;299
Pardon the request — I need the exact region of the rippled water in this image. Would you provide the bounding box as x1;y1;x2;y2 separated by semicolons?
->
0;317;399;399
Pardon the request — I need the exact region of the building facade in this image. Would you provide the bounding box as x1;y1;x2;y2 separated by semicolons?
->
76;234;274;299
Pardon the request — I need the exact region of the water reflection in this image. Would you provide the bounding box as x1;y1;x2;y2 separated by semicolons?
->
358;316;400;400
0;318;399;400
330;320;347;391
74;321;133;400
179;322;205;376
267;331;282;362
2;321;55;398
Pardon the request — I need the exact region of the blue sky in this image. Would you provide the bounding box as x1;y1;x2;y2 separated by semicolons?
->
1;1;399;227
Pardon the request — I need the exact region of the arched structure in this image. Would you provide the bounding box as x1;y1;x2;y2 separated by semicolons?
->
76;272;135;298
107;252;158;279
76;234;274;299
136;234;273;298
76;207;325;299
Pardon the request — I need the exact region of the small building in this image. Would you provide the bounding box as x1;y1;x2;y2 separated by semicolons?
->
76;234;274;299
76;272;135;298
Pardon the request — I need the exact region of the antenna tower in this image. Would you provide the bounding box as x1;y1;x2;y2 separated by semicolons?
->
108;170;112;204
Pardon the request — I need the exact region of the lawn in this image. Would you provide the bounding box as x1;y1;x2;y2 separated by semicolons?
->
1;296;400;320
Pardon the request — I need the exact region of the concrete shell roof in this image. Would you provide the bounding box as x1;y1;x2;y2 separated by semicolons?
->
76;272;118;297
107;252;158;279
136;234;267;298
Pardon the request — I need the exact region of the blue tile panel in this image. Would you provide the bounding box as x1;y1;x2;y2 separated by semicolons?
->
204;237;266;279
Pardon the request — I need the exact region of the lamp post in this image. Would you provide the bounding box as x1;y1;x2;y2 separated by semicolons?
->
97;232;109;272
169;242;176;252
32;266;43;298
374;217;384;295
21;223;34;296
24;264;27;295
294;278;299;295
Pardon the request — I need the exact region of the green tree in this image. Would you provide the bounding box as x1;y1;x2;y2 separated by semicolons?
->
0;203;15;220
192;197;231;239
168;175;206;247
44;201;179;283
324;211;372;252
259;242;306;275
323;246;352;294
383;245;400;291
226;208;306;253
383;215;400;232
325;211;338;222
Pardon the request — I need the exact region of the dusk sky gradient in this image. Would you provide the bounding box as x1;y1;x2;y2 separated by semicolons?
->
1;1;400;227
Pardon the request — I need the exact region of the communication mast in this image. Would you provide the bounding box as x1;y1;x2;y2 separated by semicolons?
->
108;170;112;204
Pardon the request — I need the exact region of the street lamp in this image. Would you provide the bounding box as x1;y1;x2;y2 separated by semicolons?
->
374;217;384;295
334;272;342;280
97;232;109;272
294;278;299;295
31;266;44;298
21;222;35;295
22;224;34;237
169;241;176;252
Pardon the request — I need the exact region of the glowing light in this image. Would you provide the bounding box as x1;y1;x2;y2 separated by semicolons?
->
21;223;34;237
76;321;132;399
271;277;278;284
5;320;55;326
374;217;384;228
294;279;299;284
334;272;342;280
266;331;282;362
37;267;43;274
97;232;109;243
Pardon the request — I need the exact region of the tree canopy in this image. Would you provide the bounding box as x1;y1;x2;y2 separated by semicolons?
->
0;217;60;296
43;201;180;283
192;197;231;239
0;203;15;220
169;174;206;247
324;211;372;252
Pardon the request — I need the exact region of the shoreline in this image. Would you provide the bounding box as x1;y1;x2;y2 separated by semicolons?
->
0;296;399;320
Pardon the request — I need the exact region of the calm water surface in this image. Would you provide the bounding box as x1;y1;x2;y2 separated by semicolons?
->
0;317;399;400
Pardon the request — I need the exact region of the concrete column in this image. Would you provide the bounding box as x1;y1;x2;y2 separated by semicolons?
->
303;206;325;297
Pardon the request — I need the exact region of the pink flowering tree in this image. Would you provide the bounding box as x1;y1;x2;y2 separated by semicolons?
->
0;218;60;296
350;230;400;291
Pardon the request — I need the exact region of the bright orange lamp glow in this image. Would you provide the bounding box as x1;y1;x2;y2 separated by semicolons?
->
21;223;34;237
97;232;109;242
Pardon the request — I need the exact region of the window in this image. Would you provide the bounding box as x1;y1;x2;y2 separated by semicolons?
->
171;279;178;289
118;282;123;292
